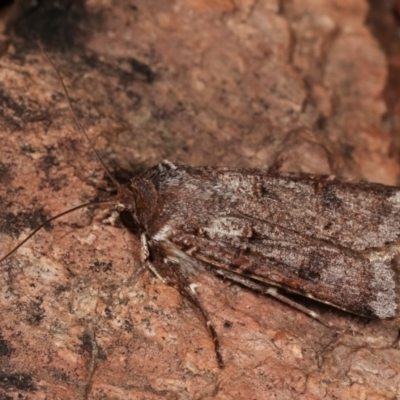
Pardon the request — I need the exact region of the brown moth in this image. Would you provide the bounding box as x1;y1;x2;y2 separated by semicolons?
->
2;51;400;368
111;158;400;366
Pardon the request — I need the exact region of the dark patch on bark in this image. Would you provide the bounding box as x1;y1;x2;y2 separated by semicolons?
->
26;298;45;326
0;333;13;358
0;373;35;391
90;261;113;273
13;0;88;53
0;207;50;237
0;163;13;185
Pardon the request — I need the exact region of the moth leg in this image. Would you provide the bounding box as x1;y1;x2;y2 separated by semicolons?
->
172;269;224;368
140;233;166;283
140;236;223;366
145;261;224;367
140;233;150;263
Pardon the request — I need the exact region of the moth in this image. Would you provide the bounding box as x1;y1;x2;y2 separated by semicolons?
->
116;161;400;366
2;51;400;368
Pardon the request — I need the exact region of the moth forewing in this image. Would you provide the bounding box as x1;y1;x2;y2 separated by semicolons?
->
131;162;399;326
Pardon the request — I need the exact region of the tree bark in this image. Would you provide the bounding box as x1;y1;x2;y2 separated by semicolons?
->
0;0;399;398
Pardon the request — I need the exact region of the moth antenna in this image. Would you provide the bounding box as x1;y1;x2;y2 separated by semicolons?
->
1;48;118;265
0;200;113;264
38;42;120;188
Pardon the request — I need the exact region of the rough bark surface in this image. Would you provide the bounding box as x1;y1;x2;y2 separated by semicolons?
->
0;0;399;399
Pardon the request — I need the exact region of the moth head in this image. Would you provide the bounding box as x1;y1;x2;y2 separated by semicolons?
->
116;178;158;234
